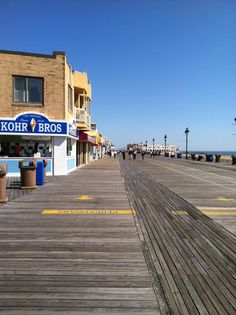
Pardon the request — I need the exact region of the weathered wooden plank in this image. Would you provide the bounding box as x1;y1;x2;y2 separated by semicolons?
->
0;158;159;314
120;158;236;315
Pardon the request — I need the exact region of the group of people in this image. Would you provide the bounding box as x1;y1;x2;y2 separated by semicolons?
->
107;150;117;158
121;149;145;160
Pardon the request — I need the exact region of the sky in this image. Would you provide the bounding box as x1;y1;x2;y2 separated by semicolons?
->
0;0;236;151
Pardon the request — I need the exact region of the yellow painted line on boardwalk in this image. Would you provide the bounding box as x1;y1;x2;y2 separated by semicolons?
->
198;206;236;211
202;211;236;215
42;209;134;215
216;196;234;202
77;195;92;200
197;206;236;216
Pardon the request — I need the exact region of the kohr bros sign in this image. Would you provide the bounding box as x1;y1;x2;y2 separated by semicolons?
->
0;113;67;136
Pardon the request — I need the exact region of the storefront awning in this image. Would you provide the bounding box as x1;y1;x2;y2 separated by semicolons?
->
86;130;103;146
79;131;97;145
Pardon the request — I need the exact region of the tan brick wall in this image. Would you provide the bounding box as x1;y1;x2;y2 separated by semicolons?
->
0;51;66;120
65;59;75;122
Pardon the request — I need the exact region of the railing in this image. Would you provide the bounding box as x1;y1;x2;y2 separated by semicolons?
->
76;108;86;123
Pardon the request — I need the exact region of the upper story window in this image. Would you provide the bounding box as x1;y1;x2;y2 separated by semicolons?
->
68;85;73;113
13;76;43;104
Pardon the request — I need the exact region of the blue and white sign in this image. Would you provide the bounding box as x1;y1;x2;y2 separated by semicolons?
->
0;113;67;136
68;118;78;139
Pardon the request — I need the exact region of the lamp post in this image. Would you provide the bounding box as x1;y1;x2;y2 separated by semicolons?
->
185;128;189;159
164;134;167;156
152;138;155;153
145;140;148;153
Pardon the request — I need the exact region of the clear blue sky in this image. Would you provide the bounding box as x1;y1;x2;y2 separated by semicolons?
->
0;0;236;150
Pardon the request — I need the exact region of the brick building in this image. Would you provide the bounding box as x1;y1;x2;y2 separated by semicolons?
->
0;50;100;176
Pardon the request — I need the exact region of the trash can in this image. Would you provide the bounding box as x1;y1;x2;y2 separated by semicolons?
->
177;153;182;159
164;153;169;157
205;154;213;162
215;154;221;163
19;159;37;189
232;155;236;165
36;160;44;186
0;163;8;203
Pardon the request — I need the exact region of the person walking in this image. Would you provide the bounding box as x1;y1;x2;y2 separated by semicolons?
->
128;149;132;160
122;150;126;160
141;151;145;160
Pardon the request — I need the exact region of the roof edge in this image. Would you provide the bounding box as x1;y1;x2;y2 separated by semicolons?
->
0;50;65;59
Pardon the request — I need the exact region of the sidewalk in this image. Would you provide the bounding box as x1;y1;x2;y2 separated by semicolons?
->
0;158;159;314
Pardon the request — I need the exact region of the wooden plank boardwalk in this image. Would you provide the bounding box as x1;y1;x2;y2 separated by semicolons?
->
0;158;159;315
132;156;236;234
120;157;236;315
3;177;34;203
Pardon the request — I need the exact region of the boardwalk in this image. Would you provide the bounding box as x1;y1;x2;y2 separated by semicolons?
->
120;156;236;315
0;156;236;314
128;156;236;234
0;159;159;314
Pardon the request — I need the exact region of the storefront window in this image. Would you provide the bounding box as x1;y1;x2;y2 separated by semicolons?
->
67;138;72;156
0;135;52;157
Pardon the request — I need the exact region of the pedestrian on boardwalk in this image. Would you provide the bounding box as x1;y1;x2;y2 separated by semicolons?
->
114;150;117;159
128;149;132;160
133;149;137;160
141;151;145;160
122;150;126;160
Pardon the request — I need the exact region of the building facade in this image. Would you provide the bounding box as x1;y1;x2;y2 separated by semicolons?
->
0;50;102;176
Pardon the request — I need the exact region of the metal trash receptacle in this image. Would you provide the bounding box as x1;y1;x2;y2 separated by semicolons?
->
177;153;182;159
19;159;37;189
232;155;236;165
206;154;213;162
36;160;44;186
0;163;8;203
215;154;221;163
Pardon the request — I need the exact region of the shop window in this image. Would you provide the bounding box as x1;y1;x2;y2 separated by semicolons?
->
13;76;43;104
68;85;73;113
67;138;72;156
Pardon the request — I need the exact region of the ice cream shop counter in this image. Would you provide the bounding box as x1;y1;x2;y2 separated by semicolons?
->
0;157;53;176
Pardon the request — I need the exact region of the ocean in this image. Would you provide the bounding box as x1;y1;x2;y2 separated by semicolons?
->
181;151;236;156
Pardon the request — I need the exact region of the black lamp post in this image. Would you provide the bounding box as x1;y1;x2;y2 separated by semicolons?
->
152;138;155;153
185;128;189;159
145;140;148;152
164;134;167;155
